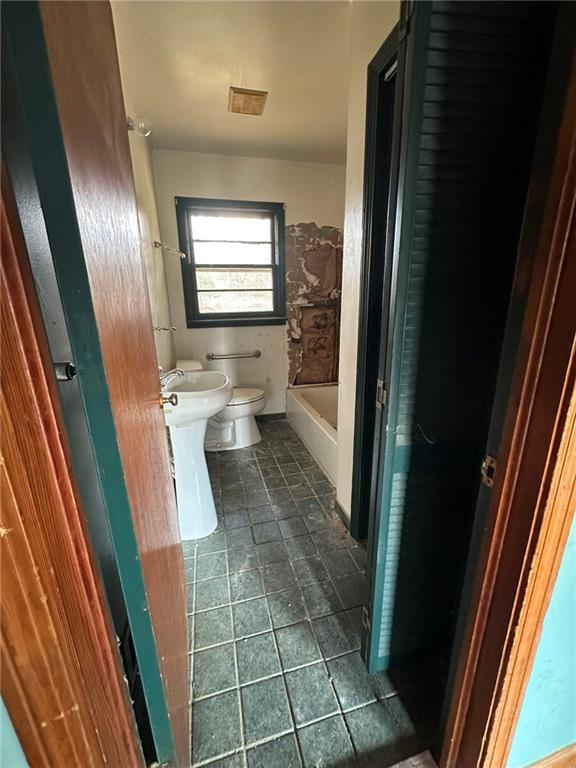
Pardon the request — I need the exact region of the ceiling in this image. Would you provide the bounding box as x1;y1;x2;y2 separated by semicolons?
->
112;1;351;165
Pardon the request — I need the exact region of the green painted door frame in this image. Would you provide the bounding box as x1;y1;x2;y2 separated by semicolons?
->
3;3;175;762
364;1;432;674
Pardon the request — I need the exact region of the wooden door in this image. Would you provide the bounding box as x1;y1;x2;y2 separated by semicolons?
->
3;2;189;765
1;168;143;768
441;16;576;763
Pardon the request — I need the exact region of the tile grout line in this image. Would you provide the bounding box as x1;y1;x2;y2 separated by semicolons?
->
257;431;400;733
191;425;370;766
268;624;304;767
299;555;373;763
288;553;331;759
190;652;399;704
203;441;354;552
193;726;297;767
294;548;358;762
267;555;306;767
193;623;366;660
192;528;362;565
223;435;306;765
191;568;361;617
228;554;248;768
264;426;370;762
195;696;402;768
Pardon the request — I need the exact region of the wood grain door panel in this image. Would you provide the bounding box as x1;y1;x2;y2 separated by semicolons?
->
37;2;190;765
1;168;144;768
3;1;189;763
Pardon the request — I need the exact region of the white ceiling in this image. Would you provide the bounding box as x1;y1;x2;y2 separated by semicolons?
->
112;1;351;165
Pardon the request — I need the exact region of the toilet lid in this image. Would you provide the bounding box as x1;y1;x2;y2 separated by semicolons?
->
229;387;265;405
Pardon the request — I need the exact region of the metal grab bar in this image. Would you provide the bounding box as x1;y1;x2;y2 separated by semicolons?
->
206;350;262;361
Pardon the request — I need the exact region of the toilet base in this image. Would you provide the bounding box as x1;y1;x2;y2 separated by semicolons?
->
205;414;262;451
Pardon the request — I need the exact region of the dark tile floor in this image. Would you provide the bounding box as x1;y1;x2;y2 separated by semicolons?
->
184;420;426;768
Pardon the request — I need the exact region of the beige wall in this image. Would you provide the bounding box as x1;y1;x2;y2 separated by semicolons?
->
127;127;175;371
337;1;400;517
152;149;346;414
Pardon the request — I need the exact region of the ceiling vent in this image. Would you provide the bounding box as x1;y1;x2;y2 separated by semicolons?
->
228;87;268;116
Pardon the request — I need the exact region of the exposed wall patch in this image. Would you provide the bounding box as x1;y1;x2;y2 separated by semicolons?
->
285;223;343;385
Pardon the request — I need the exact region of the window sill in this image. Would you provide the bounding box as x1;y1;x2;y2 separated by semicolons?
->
185;316;287;329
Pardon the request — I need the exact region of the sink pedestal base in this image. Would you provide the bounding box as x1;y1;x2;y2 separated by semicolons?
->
170;419;218;540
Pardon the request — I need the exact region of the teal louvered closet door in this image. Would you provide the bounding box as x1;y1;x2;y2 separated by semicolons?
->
364;0;555;681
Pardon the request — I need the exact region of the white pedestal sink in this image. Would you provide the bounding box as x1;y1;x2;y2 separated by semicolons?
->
163;371;231;540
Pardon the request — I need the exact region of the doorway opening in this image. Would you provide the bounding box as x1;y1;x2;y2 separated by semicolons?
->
6;1;570;767
112;1;435;765
111;0;571;765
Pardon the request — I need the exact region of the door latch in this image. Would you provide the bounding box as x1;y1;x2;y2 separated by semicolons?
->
54;361;77;381
376;379;387;409
481;454;497;487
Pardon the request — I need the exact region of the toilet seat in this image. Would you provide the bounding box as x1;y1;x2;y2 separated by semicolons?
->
229;387;265;406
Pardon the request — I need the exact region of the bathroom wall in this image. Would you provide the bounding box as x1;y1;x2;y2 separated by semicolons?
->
337;1;400;517
125;107;175;371
152;149;345;414
507;516;576;767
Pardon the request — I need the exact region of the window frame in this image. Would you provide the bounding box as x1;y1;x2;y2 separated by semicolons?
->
175;196;286;328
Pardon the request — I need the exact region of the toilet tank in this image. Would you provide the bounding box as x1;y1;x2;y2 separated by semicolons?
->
176;359;203;372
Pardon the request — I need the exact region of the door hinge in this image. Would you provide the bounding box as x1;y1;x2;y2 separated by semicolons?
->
376;379;387;409
481;454;497;488
362;605;371;632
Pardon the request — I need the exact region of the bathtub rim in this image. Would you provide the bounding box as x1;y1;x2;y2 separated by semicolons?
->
286;383;338;442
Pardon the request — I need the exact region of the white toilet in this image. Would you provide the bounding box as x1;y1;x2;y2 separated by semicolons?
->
177;359;266;451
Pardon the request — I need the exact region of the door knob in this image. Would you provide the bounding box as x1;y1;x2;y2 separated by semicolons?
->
160;393;178;407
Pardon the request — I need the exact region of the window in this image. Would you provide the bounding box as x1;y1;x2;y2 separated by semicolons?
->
176;197;286;327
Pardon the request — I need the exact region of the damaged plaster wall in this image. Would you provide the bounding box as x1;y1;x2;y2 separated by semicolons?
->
286;224;343;385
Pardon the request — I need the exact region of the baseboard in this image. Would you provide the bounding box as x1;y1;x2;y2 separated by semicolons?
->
529;743;576;768
256;412;287;422
334;499;350;530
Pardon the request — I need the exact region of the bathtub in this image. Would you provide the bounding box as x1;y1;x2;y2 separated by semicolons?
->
286;384;338;485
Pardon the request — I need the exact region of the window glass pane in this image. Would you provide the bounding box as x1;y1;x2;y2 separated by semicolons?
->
196;268;273;291
197;290;274;314
193;242;272;265
191;214;271;242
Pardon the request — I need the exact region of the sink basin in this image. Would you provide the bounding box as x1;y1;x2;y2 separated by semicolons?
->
163;370;231;426
163;371;232;540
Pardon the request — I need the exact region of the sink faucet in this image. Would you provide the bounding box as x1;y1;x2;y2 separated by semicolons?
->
159;367;184;388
